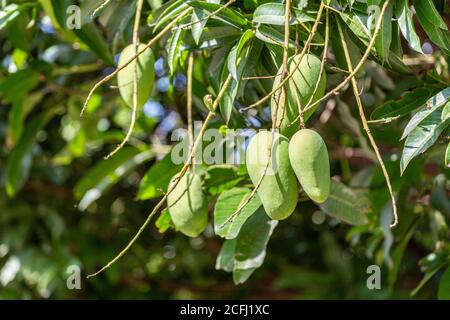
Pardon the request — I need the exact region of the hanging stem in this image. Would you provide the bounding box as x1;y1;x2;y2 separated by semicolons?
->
104;0;144;160
336;16;398;228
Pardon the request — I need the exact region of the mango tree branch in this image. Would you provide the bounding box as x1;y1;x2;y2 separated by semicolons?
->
336;15;398;228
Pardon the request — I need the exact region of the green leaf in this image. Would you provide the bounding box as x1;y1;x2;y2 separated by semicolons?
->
0;68;40;103
234;208;277;270
72;23;114;65
151;0;188;31
214;187;261;239
38;0;69;30
395;0;423;53
6;108;60;197
255;24;296;47
167;27;185;75
227;29;254;80
252;2;315;25
77;149;154;211
204;165;246;195
187;1;249;29
137;152;183;200
375;0;393;62
401;88;450;139
319;180;369;226
191;8;208;45
445;142;450;167
413;0;447;30
8;91;45;146
438;267;450;300
155;209;172;233
400;106;449;174
370;87;436;122
215;239;236;272
413;1;450;55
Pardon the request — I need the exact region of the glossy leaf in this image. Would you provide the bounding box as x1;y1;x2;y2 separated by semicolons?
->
214;187;261;239
319;180;369;226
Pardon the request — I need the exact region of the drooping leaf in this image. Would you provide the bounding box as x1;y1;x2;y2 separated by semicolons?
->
400;106;449;173
233;208;278;271
438;267;450;300
413;0;447;30
395;0;423;53
375;0;393;62
401;88;450;139
214;187;261;239
6;108;60;197
167;27;185;75
215;239;236;272
319;180;369;226
370;87;436;122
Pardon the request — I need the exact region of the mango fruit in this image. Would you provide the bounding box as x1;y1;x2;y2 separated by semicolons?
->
246;131;298;220
167;171;208;237
117;43;154;109
271;53;326;137
289;129;330;203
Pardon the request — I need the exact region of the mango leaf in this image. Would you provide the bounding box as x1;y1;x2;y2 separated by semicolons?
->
151;0;189;31
255;24;295;47
234;208;277;270
233;208;277;284
204;165;246;195
413;0;450;55
72;23;114;65
137;152;182;200
155;209;172;233
0;68;40;103
215;239;236;272
8;91;45;146
413;0;447;30
370;87;436;122
400;106;449;174
167;27;185;75
191;8;208;45
438;267;450;300
187;1;249;29
6;108;60;197
227;29;254;80
401;87;450;139
214;187;261;239
375;0;393;62
319;180;369;226
76;149;154;211
395;0;422;53
445;142;450;167
252;2;315;25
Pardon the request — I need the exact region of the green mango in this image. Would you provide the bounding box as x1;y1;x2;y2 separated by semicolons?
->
117;43;155;109
246;131;298;220
167;171;208;237
289;129;330;203
271;53;327;137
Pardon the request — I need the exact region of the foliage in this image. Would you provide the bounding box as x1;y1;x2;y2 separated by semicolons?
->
0;0;449;299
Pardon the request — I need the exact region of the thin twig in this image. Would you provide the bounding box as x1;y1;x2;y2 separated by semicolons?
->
104;0;144;160
92;0;112;18
336;14;398;228
187;52;195;152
